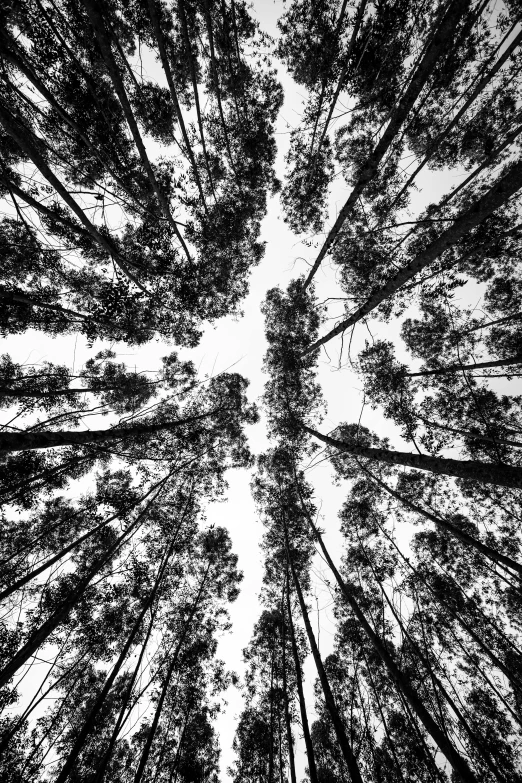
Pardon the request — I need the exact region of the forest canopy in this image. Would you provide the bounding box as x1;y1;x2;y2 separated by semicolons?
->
1;1;522;782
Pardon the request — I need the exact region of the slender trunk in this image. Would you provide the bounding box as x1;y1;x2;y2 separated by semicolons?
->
304;424;522;490
178;0;216;196
0;384;149;398
304;158;522;354
0;106;149;293
462;312;522;334
54;525;179;783
292;482;478;783
268;644;275;783
202;0;237;176
132;562;211;783
0;37;146;208
357;461;522;576
0;510;143;689
0;407;222;454
0;471;174;600
375;515;522;691
285;535;364;783
280;589;298;783
392;28;522;207
309;0;368;171
0;289;91;322
80;0;191;261
417;416;522;450
302;0;470;290
284;566;319;783
146;0;208;210
407;354;522;377
364;543;506;783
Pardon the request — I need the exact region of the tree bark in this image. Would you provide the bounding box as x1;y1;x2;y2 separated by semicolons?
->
302;0;470;291
304;424;522;490
304;158;522;354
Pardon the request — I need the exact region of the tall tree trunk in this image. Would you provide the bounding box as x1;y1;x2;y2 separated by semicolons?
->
392;27;522;207
357;461;522;576
461;312;522;334
146;0;208;211
284;566;319;783
304;424;522;489
292;478;479;783
309;0;368;172
0;106;148;293
407;354;522;376
374;514;522;691
304;158;522;354
285;532;364;783
0;289;91;322
178;0;216;196
54;520;181;783
0;510;144;689
302;0;470;291
80;0;191;261
0;407;221;454
202;0;238;176
280;589;298;783
0;471;174;600
132;562;211;783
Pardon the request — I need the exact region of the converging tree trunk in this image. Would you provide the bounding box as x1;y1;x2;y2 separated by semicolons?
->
304;424;522;490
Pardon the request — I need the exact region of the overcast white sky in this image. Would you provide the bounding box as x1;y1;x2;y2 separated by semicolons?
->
3;1;517;779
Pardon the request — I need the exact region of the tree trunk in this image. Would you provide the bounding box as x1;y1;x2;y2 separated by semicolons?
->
392;27;522;207
284;566;319;783
407;354;522;377
292;481;479;783
285;534;364;783
80;0;191;261
304;424;522;489
304;158;522;354
0;510;143;689
302;0;470;290
357;461;522;576
0;105;148;294
0;471;173;600
178;0;216;196
0;289;91;322
54;524;180;783
461;312;522;334
309;0;368;172
280;590;298;783
132;562;211;783
417;416;522;450
146;0;208;211
0;408;221;454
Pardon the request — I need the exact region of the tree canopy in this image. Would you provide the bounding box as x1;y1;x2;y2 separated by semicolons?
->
2;1;522;782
